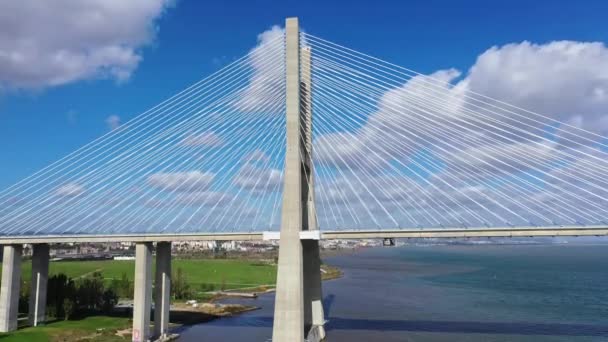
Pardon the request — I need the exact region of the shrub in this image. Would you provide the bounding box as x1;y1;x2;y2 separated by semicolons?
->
172;268;192;300
46;272;117;319
47;274;76;318
63;298;75;320
109;273;133;299
102;289;118;314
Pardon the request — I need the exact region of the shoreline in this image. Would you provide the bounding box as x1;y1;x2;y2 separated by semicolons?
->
155;261;344;338
0;258;345;341
167;262;344;331
168;303;261;325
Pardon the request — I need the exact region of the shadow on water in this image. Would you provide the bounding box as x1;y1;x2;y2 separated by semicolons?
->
324;318;608;337
323;294;335;318
199;295;608;338
202;315;608;337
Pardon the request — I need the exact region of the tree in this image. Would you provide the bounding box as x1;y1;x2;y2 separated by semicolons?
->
109;272;133;299
76;272;105;310
172;267;192;300
47;272;120;319
63;298;75;320
102;289;118;314
47;274;76;318
18;280;29;314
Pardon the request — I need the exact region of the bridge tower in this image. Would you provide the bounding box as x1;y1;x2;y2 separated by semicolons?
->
272;17;326;342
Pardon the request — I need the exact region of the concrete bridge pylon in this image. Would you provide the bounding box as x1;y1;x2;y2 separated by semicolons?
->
272;17;326;342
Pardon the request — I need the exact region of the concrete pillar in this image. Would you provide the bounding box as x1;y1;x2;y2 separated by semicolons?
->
132;243;153;342
303;240;325;341
29;244;49;327
0;245;22;332
154;242;171;339
273;17;306;342
301;45;326;342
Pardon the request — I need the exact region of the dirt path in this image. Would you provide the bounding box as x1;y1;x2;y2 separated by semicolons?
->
76;268;104;279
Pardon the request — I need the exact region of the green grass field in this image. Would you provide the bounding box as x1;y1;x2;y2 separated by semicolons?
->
2;258;278;291
0;258;340;341
0;258;278;341
0;316;130;342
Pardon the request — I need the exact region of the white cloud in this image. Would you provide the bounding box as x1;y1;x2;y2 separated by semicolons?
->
177;191;235;206
315;131;390;172
148;171;215;192
242;149;271;163
181;131;225;147
143;191;235;208
0;0;173;89
55;183;86;197
465;41;608;132
106;115;121;130
316;40;608;172
312;40;608;228
315;69;465;171
441;140;559;178
234;25;285;112
233;164;282;195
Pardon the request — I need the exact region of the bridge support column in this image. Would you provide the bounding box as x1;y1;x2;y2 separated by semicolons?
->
29;243;49;327
0;245;22;332
154;242;171;339
132;242;153;342
303;240;325;341
273;17;306;342
301;44;326;342
273;17;326;342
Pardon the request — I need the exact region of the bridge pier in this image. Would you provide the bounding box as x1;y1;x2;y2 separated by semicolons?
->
301;43;326;342
29;243;49;327
0;245;22;332
132;242;153;342
154;242;171;339
272;17;306;342
273;17;326;342
303;240;326;341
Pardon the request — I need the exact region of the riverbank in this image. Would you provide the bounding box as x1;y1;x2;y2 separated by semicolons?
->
171;302;259;324
0;303;259;342
0;316;131;342
0;258;343;341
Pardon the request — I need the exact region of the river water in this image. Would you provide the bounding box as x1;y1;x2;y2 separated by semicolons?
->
178;244;608;341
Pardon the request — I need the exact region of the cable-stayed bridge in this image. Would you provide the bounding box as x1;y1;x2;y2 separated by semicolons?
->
0;17;607;341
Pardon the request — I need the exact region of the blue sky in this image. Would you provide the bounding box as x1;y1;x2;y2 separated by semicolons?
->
2;0;608;189
1;0;608;232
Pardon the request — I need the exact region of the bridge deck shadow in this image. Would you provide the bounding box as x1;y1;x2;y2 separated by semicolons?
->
323;318;608;336
199;295;608;337
201;315;608;337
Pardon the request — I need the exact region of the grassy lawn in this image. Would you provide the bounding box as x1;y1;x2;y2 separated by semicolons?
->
0;258;341;341
0;316;130;342
0;258;279;341
2;258;278;291
173;259;277;288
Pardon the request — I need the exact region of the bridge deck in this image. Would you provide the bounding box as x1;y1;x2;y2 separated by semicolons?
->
0;226;605;244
